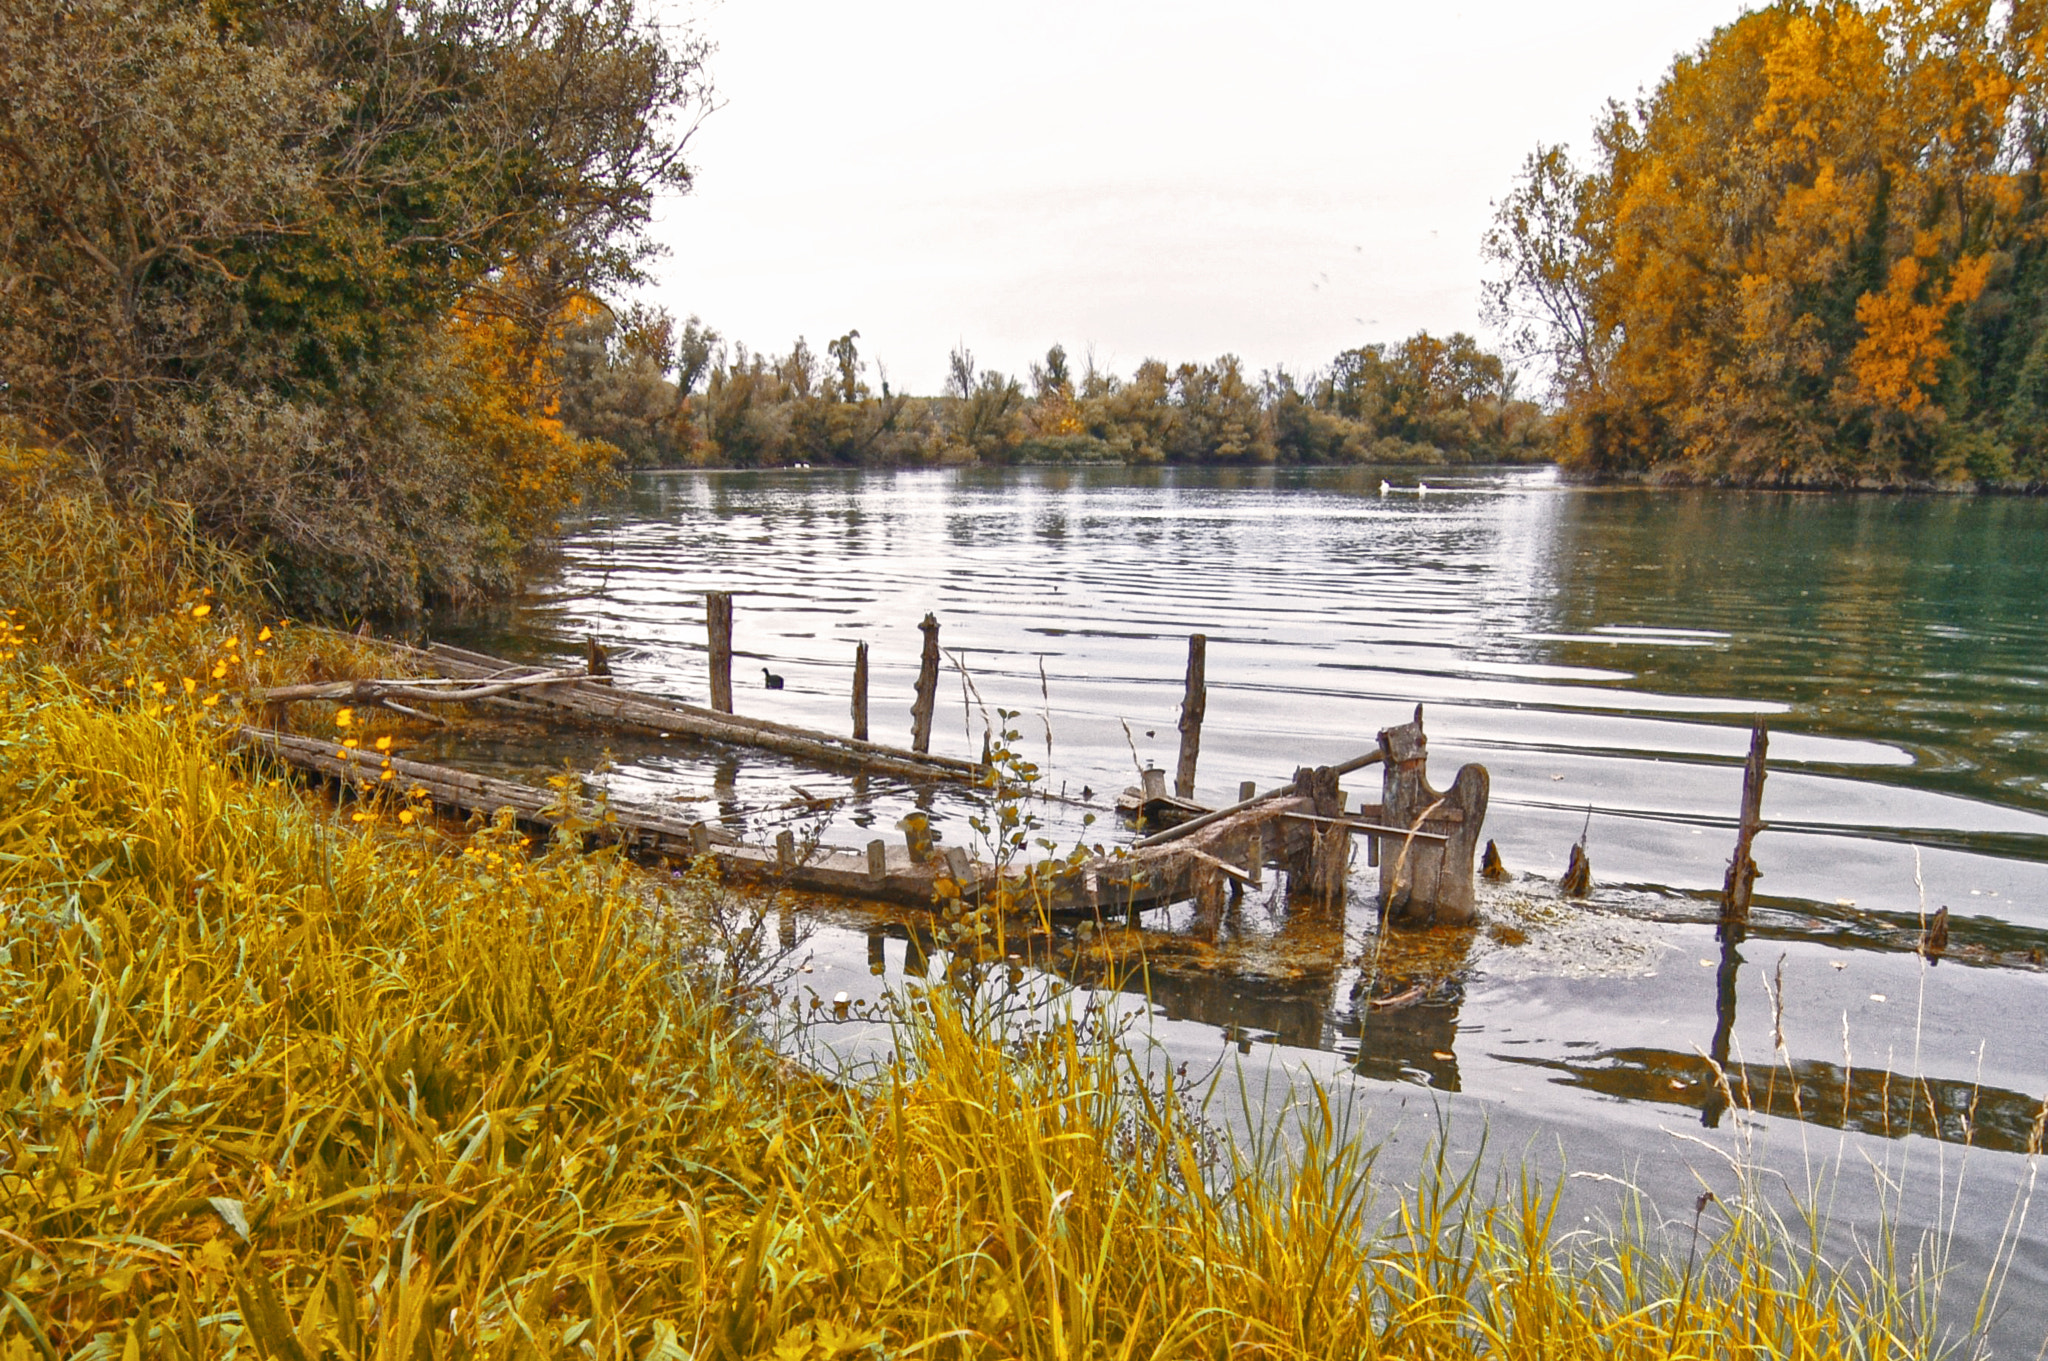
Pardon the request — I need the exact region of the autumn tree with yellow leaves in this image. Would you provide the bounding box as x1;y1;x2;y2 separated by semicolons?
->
1488;0;2048;485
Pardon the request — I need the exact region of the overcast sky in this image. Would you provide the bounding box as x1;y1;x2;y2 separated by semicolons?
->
645;1;1751;395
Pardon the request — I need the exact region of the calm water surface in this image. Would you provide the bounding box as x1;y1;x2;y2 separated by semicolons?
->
431;465;2048;1345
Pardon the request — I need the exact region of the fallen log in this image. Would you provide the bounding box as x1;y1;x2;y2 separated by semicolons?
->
237;726;740;856
237;726;1007;908
415;642;986;784
271;633;985;785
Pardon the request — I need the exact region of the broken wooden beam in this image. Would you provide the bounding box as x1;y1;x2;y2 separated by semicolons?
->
405;642;984;783
237;726;738;858
1131;747;1385;850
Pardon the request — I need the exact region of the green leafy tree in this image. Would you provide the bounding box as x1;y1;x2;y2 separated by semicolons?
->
0;0;711;610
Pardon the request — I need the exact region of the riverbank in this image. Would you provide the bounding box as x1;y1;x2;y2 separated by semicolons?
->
0;680;1958;1357
0;456;1987;1356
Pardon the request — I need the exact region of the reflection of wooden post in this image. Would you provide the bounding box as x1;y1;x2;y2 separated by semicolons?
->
910;614;939;753
1378;705;1488;927
1720;719;1769;928
1175;633;1207;800
852;642;870;741
706;592;733;714
903;811;934;863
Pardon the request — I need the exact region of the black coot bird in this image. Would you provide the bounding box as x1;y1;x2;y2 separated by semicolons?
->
762;667;785;690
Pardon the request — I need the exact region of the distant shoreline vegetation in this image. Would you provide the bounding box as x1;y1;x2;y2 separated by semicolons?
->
6;0;2043;625
554;323;1554;470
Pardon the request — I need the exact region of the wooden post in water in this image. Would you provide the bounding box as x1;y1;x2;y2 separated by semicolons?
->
706;591;734;714
1720;719;1769;930
1377;705;1489;927
1175;633;1207;801
910;614;940;753
1287;765;1345;901
852;642;870;741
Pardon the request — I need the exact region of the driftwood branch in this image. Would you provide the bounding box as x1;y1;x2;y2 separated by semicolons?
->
257;671;586;707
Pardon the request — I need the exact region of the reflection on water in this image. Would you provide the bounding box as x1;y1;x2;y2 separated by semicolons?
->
425;465;2048;1160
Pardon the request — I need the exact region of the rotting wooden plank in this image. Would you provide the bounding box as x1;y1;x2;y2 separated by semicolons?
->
400;641;984;783
239;726;1010;909
237;727;738;855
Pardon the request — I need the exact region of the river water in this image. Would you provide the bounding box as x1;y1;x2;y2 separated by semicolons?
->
430;464;2048;1349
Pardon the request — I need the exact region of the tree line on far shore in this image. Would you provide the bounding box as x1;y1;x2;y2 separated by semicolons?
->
554;315;1551;469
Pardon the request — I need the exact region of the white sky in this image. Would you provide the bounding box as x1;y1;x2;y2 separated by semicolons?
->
646;1;1751;395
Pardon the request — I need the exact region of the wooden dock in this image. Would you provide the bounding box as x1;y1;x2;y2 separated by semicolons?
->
252;610;1506;925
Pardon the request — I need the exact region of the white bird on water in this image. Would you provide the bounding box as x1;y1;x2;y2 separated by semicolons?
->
1416;481;1431;497
1379;479;1391;496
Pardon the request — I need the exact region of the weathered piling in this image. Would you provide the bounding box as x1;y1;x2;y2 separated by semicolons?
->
1286;765;1344;900
707;591;734;714
911;613;940;754
1719;718;1769;929
1176;633;1207;800
1377;705;1489;926
852;641;870;741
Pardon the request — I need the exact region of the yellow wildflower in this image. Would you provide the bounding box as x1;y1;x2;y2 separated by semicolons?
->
335;708;353;728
